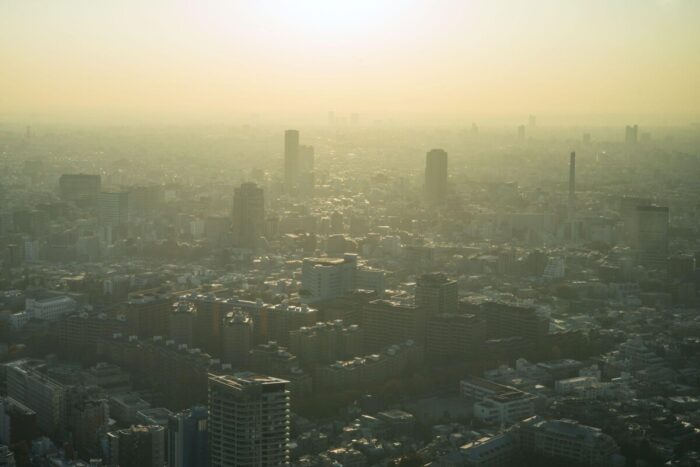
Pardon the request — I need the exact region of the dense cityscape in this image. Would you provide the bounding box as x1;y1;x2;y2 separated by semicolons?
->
0;120;699;466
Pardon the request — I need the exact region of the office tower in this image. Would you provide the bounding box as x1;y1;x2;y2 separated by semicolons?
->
208;373;290;467
169;302;195;346
568;152;576;220
58;174;101;203
424;149;448;204
634;205;669;268
415;272;458;315
106;425;166;467
222;311;253;367
517;125;526;140
625;124;639;144
98;191;129;227
232;182;265;250
68;388;108;460
5;359;67;439
361;300;426;352
582;132;591;144
125;293;172;339
168;406;209;467
619;196;652;243
284;129;300;191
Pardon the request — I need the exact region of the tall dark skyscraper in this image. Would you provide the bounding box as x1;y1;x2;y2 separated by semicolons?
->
232;182;265;251
284;129;300;191
425;149;448;204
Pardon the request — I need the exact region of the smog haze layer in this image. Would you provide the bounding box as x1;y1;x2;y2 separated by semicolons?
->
1;0;700;125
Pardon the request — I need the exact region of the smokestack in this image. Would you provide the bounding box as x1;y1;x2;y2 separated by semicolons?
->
568;151;576;219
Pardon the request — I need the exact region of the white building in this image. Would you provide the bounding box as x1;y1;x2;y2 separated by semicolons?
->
301;254;384;302
519;416;619;465
474;391;536;425
25;296;77;321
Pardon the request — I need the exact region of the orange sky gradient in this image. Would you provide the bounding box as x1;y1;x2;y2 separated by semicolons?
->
1;0;699;124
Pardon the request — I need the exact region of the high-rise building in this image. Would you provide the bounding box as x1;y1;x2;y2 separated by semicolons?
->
634;205;669;268
169;301;195;347
232;182;265;250
168;406;209;467
625;124;639;144
98;191;129;226
424;149;448;204
106;424;166;467
284;129;300;191
301;254;385;303
0;397;36;447
68;388;109;460
98;191;129;241
222;311;253;367
5;359;67;439
619;196;652;243
125;293;172;339
415;272;458;315
208;373;290;467
362;300;426;352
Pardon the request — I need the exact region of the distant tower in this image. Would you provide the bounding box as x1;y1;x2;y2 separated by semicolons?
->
284;130;300;191
517;125;526;140
25;126;31;139
625;125;639;144
232;182;265;250
425;149;448;204
568;152;576;220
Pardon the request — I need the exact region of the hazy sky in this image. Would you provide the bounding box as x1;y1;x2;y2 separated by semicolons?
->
1;0;699;123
